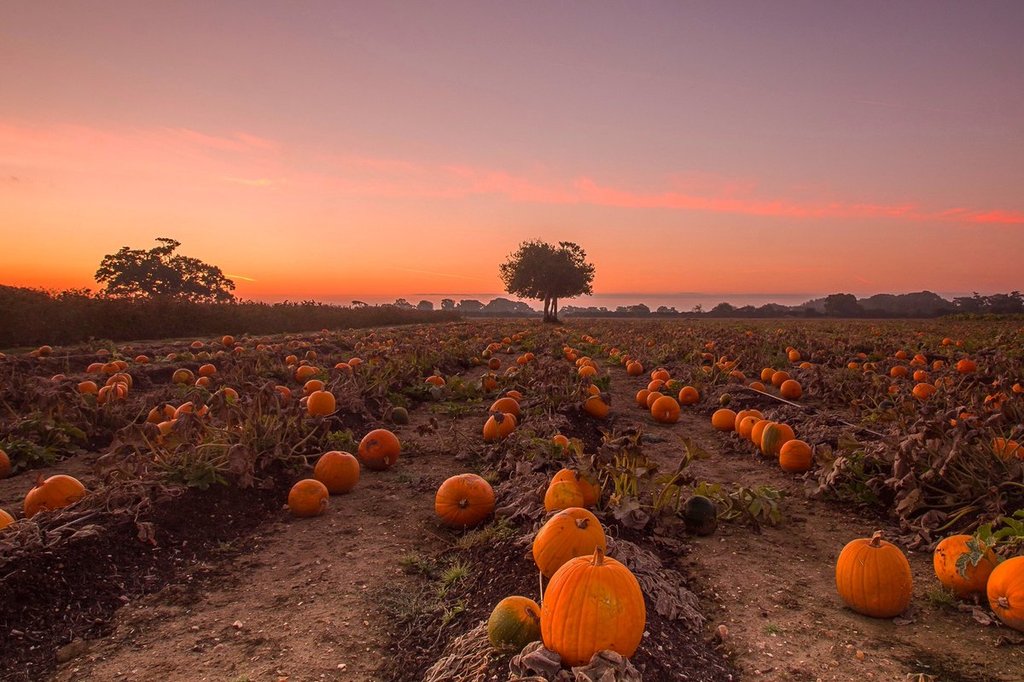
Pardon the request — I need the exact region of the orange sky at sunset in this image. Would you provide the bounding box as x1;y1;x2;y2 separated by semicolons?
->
2;2;1022;306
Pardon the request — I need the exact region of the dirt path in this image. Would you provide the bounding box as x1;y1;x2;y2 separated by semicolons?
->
602;361;1023;681
50;409;472;682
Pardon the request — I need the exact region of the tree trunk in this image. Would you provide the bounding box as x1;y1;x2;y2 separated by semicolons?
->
542;296;551;322
551;297;558;323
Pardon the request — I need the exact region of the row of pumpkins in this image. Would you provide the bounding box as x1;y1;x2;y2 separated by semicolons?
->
838;530;1024;632
279;386;647;667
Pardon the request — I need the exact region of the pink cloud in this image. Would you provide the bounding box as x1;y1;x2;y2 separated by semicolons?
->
2;120;1021;226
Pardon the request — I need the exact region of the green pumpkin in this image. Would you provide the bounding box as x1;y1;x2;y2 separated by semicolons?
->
682;495;718;536
487;596;541;651
390;407;410;425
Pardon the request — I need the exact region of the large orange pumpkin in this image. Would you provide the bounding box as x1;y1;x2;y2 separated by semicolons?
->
313;451;360;494
532;507;607;578
541;547;646;666
988;556;1024;632
357;429;401;471
933;534;997;597
24;474;87;518
835;531;912;618
287;479;329;518
434;474;495;529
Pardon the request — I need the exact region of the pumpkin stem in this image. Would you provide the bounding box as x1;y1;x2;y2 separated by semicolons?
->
869;530;884;547
575;517;590;530
593;546;606;566
458;498;470;509
35;473;45;488
998;596;1010;609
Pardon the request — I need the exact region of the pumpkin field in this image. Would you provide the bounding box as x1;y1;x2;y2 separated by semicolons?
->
2;318;1024;682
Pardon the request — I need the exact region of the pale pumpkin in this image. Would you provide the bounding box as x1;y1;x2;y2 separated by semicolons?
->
488;596;541;651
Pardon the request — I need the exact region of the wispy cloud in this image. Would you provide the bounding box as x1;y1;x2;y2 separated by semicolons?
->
222;177;275;187
2;119;1021;226
225;273;257;281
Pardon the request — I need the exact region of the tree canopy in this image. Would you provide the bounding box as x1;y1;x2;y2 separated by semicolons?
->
95;238;236;303
499;240;595;322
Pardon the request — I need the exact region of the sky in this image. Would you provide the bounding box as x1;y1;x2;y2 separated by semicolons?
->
1;1;1022;305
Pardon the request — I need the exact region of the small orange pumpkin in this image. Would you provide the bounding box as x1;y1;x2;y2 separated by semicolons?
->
779;379;802;400
287;479;329;518
0;508;14;530
711;408;736;431
583;394;609;420
779;439;813;472
677;385;700;405
357;429;401;471
483;412;516;442
544;480;585;513
532;507;607;578
434;473;495;529
0;449;10;479
24;474;87;518
650;395;680;424
313;451;360;494
550;468;601;508
306;390;336;416
489;397;521;418
933;534;997;598
988;555;1024;632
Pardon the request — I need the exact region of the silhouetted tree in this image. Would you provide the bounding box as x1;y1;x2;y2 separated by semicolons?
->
440;298;456;311
499;240;595;322
458;299;484;312
416;300;434;311
710;302;736;315
95;238;235;302
823;293;863;317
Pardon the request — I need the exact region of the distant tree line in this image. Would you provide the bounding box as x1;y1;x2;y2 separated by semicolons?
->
0;286;456;347
558;291;1024;319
